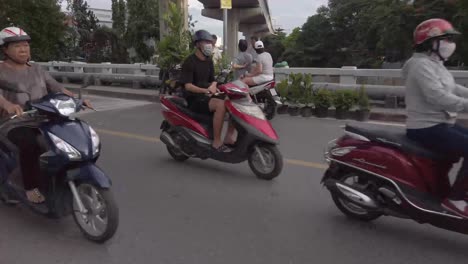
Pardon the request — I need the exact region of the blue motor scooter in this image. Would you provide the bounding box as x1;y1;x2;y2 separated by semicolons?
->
0;81;118;243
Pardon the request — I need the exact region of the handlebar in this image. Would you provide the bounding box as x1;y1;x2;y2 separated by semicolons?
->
10;109;38;120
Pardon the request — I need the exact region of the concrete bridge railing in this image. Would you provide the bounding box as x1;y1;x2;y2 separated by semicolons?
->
36;61;161;89
21;62;468;107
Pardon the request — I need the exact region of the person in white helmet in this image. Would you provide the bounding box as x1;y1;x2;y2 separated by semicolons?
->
0;27;88;203
241;40;274;86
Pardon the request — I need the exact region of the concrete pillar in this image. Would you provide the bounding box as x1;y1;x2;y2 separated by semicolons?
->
159;0;188;40
226;9;240;60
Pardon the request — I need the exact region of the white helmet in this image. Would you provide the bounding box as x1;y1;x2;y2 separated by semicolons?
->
0;27;31;46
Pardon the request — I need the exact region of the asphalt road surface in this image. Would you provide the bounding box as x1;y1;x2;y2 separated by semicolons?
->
1;96;467;264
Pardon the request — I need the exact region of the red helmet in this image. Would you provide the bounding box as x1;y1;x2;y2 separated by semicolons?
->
413;18;460;46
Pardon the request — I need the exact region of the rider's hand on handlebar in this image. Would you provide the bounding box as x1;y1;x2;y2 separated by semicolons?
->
83;99;94;110
4;102;23;116
208;85;217;95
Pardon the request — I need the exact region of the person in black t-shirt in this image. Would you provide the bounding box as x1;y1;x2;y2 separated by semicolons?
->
181;30;235;151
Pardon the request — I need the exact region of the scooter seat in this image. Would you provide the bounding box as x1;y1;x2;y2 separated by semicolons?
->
345;122;445;160
165;97;213;127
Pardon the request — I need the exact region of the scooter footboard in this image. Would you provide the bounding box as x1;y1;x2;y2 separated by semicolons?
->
67;163;112;188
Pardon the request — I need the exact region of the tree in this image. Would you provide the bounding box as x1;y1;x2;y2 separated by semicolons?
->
65;0;99;61
0;0;66;61
126;0;159;62
262;28;286;64
112;0;126;38
156;1;191;76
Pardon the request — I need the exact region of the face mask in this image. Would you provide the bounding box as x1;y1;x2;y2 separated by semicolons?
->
201;43;213;57
436;40;456;60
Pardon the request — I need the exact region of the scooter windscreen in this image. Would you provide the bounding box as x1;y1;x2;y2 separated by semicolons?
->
29;93;80;117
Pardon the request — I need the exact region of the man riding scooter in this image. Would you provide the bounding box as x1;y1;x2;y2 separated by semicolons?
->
404;19;468;217
0;26;91;204
180;29;235;151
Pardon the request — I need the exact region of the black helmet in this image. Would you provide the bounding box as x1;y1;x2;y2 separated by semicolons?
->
193;30;214;44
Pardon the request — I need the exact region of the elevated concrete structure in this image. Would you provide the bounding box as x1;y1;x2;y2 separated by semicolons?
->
198;0;274;59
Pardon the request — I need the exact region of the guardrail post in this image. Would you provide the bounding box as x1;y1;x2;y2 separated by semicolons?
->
339;66;357;86
133;65;145;89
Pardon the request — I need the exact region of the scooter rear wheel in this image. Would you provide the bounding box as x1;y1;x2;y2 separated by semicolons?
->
248;144;283;180
332;173;382;221
167;146;189;162
72;183;119;243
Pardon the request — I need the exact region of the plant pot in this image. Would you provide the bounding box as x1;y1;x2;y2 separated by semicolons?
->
300;107;314;117
314;107;329;118
335;108;350;120
277;105;288;115
356;109;371;121
288;106;300;116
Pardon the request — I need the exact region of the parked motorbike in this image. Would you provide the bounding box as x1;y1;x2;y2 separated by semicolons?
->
0;82;118;243
322;122;468;235
160;79;283;180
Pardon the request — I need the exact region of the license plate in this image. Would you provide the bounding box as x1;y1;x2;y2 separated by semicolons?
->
270;89;278;96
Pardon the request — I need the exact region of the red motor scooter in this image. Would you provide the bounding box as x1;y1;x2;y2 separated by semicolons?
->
159;80;283;180
322;122;468;235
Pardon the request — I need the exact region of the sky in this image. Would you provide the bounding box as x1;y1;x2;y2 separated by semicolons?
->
81;0;328;36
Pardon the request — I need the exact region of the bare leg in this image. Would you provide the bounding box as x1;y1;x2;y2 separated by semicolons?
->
209;98;226;148
224;122;237;145
242;77;257;86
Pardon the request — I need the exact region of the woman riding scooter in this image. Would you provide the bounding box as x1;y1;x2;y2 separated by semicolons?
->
404;19;468;217
0;26;90;203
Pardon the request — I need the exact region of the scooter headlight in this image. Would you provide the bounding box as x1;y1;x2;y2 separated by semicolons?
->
232;102;266;120
48;132;81;160
89;126;100;156
50;98;77;116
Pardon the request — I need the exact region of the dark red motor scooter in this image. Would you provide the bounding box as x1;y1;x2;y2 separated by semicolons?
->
159;80;283;180
322;122;468;235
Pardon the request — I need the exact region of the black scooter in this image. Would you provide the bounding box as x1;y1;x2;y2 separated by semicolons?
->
0;81;118;243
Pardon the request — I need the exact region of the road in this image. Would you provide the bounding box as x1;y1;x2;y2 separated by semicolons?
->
1;96;467;264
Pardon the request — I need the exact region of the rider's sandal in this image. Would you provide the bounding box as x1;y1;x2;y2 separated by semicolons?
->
212;144;230;152
26;188;45;204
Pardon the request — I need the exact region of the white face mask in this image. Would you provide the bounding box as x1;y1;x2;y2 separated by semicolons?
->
201;43;213;57
435;40;456;60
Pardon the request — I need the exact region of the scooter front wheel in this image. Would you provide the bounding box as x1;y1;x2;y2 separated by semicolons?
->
332;173;382;221
248;144;283;180
72;183;119;243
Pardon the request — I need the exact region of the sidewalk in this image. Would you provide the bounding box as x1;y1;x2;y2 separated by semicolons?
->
64;84;468;125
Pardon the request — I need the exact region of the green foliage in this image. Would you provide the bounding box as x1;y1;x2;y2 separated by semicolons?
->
262;28;286;64
126;0;159;62
356;85;371;110
276;79;289;103
112;0;126;38
281;0;468;68
156;2;191;73
332;89;357;111
313;88;333;109
0;0;66;61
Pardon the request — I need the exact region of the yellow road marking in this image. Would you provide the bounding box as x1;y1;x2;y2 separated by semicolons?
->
96;128;160;143
285;159;328;169
96;128;327;170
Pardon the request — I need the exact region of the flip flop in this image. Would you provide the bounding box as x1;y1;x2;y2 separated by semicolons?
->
212;144;231;152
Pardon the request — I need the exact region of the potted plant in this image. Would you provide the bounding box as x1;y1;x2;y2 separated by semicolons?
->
276;79;289;114
287;73;303;116
300;74;314;117
356;85;371;121
313;88;333;118
333;89;357;120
